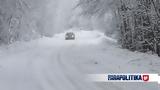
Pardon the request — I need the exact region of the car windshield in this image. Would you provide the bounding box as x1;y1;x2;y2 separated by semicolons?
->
66;32;74;35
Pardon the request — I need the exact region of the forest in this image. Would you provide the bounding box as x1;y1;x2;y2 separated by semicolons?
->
78;0;160;56
0;0;160;56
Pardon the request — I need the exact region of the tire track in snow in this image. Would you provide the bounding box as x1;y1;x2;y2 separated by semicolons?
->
56;52;100;90
31;50;79;90
58;46;124;90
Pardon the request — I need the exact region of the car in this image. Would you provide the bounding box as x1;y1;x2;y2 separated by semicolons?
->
65;32;75;40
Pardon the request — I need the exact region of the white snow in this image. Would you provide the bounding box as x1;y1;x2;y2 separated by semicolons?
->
0;30;159;90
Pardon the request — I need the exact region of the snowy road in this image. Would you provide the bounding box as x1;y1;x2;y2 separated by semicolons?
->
0;30;159;90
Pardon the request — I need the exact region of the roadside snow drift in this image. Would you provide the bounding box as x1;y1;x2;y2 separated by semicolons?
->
39;30;116;47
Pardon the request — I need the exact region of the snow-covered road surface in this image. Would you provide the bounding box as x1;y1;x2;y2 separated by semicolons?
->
0;30;159;90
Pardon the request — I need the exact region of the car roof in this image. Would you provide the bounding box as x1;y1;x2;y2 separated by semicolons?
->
66;32;74;34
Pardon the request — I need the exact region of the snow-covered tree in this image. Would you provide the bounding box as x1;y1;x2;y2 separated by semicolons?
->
118;0;160;56
78;0;160;56
77;0;117;37
0;0;54;44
